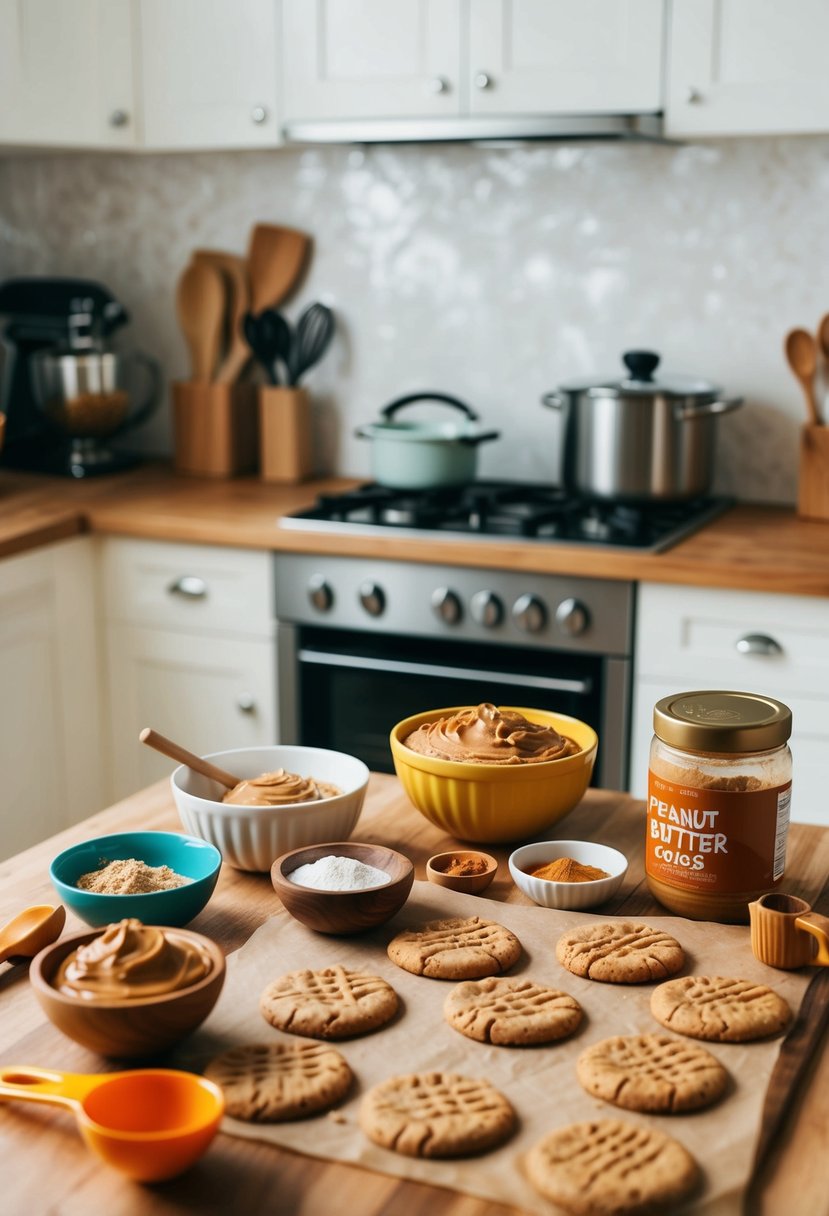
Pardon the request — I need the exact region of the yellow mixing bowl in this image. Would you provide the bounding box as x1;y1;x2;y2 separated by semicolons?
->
390;706;598;844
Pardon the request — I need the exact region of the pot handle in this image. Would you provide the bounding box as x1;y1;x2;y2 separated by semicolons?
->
540;392;567;410
674;395;743;421
458;430;501;447
380;392;479;422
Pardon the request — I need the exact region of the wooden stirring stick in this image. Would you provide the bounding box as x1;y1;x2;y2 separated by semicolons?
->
139;728;239;789
784;327;822;426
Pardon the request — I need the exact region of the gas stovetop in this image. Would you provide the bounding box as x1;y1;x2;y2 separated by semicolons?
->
279;482;731;553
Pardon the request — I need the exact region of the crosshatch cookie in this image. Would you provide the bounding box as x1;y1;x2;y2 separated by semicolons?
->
444;977;583;1046
556;921;685;984
387;916;522;980
651;975;791;1042
577;1033;729;1113
360;1071;515;1158
204;1041;353;1122
260;966;399;1039
525;1118;699;1216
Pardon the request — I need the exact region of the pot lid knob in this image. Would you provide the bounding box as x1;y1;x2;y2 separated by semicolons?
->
622;350;660;381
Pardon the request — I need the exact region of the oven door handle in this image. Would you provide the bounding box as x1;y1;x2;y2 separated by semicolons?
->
297;649;593;695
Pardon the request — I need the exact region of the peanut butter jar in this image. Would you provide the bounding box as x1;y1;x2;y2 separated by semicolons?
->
646;691;792;924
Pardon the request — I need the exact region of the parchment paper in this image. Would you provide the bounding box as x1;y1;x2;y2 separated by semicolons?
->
183;883;811;1215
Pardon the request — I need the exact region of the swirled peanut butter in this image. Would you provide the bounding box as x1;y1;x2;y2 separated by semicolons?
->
403;703;579;765
55;919;213;1001
221;768;341;806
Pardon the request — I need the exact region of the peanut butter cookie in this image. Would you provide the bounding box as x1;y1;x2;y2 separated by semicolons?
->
388;915;522;980
360;1071;515;1158
577;1033;729;1113
444;977;583;1045
556;921;685;984
260;966;399;1039
205;1041;352;1122
650;975;791;1042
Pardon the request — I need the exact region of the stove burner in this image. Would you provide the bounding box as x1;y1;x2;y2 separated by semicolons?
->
283;482;732;553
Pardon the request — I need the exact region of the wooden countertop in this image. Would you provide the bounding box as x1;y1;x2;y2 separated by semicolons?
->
2;463;829;595
1;775;827;1215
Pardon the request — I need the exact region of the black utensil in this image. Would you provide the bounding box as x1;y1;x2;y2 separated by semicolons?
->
242;310;291;385
289;302;334;386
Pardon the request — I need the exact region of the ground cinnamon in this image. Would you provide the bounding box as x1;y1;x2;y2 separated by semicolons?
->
529;857;609;883
444;856;489;877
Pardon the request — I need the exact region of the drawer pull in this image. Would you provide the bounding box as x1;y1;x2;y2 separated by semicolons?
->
736;633;783;657
167;576;208;600
237;695;257;714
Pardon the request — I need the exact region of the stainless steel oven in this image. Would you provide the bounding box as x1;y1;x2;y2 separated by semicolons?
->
275;554;634;788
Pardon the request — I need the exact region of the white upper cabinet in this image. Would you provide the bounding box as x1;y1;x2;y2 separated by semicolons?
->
0;0;136;148
282;0;461;123
468;0;664;115
667;0;829;136
139;0;280;149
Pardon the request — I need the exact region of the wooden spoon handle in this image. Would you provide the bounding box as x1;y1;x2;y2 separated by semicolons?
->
800;374;823;427
138;728;239;789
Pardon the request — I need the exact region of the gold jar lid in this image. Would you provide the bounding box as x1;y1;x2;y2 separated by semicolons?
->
653;690;792;753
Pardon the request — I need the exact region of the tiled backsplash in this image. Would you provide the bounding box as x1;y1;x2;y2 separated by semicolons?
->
2;136;828;502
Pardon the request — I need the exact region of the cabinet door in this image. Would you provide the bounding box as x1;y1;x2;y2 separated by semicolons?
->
667;0;829;136
282;0;461;123
139;0;279;149
468;0;663;115
0;0;135;148
106;625;277;800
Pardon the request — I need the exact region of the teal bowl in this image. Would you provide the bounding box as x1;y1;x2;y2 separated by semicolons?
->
50;831;222;928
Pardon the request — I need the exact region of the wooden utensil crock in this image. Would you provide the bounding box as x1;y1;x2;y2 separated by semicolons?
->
173;381;257;478
259;386;314;483
797;423;829;521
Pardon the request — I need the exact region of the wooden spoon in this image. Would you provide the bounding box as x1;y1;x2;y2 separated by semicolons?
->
784;327;822;426
247;224;311;314
175;260;226;382
139;728;240;790
0;904;65;965
193;250;251;384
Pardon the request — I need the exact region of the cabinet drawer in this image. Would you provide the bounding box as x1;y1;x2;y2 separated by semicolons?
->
101;539;273;637
636;584;829;697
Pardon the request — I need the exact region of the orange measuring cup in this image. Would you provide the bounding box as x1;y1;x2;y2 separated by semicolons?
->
749;892;829;970
0;1066;224;1181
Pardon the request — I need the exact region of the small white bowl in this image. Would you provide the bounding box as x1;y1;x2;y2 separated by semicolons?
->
508;839;628;911
171;746;369;873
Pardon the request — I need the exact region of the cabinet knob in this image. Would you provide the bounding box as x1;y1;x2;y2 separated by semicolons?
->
237;694;257;714
426;76;449;95
359;581;386;617
167;575;208;600
474;72;493;91
686;86;702;105
470;590;503;629
512;594;547;634
109;109;130;128
736;633;783;657
431;587;462;625
251;105;269;124
555;598;589;637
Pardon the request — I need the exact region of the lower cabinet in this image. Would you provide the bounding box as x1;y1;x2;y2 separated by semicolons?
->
0;538;107;859
631;583;829;825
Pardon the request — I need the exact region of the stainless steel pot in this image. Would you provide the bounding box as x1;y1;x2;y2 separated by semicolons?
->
542;350;742;502
355;392;500;490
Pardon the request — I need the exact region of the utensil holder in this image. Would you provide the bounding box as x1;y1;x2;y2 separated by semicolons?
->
259;386;313;484
172;381;257;478
797;424;829;521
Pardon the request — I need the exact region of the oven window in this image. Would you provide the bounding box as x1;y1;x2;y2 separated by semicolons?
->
297;626;603;776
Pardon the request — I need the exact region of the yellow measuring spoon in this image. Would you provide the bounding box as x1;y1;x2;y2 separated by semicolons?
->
0;905;65;964
0;1066;224;1181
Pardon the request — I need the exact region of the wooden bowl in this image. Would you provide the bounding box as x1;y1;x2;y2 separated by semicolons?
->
271;842;414;935
426;850;498;895
30;927;226;1059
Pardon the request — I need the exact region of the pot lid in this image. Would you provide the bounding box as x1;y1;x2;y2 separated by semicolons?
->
559;351;722;399
363;419;482;441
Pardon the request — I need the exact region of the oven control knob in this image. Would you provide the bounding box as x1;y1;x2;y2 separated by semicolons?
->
308;574;333;612
555;597;590;637
359;581;386;617
470;590;504;628
512;594;547;633
431;587;462;625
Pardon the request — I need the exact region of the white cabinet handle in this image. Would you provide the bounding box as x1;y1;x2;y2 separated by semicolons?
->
167;575;208;600
237;694;257;714
251;105;268;124
109;109;130;128
474;72;493;91
686;86;702;105
736;633;783;657
427;76;449;95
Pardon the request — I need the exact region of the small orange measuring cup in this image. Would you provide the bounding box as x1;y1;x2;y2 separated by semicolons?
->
749;892;829;970
0;1066;224;1181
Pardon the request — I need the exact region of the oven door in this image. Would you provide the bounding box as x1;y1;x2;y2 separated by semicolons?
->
279;624;628;788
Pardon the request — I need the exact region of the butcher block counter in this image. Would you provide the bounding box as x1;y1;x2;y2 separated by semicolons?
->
1;774;827;1216
2;464;829;595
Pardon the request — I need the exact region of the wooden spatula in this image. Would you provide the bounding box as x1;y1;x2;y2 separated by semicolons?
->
193;250;251;384
247;224;311;314
139;727;240;789
175;260;226;382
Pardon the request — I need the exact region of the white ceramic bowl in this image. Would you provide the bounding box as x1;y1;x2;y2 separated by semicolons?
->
171;746;370;873
508;839;628;911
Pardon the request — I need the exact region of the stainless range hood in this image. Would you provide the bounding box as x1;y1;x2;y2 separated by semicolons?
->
282;112;666;145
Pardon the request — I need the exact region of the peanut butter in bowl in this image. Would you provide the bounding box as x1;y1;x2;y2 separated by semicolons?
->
221;768;342;807
54;918;215;1001
402;703;580;765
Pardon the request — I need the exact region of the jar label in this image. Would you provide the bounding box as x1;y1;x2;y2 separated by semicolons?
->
646;772;791;893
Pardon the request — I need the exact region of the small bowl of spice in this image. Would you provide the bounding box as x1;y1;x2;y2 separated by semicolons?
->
271;841;414;935
50;831;222;928
508;839;628;911
426;850;498;895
